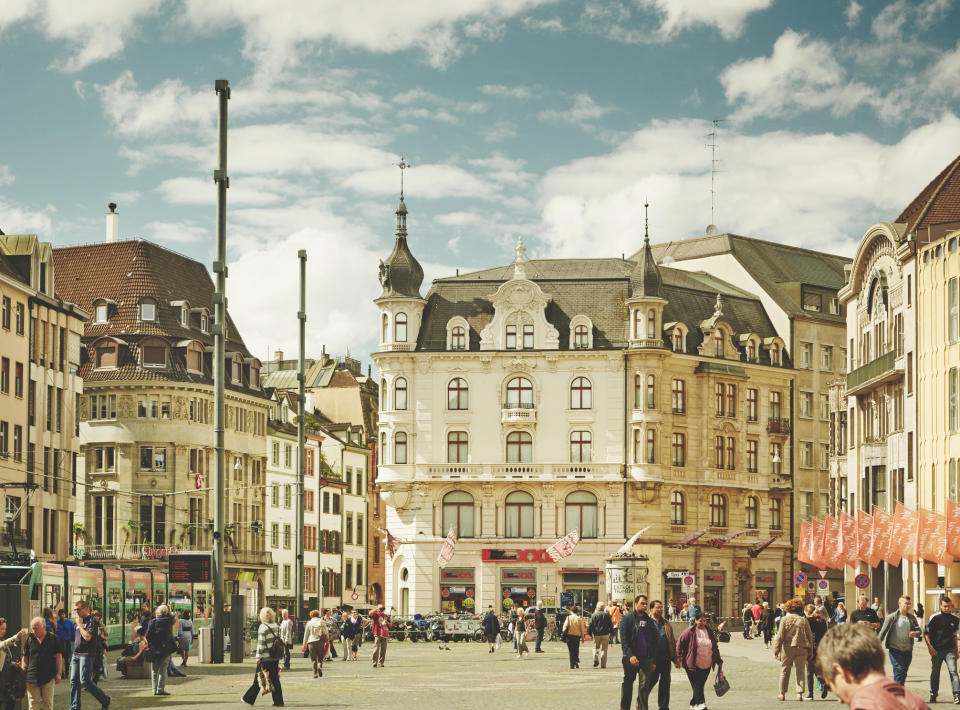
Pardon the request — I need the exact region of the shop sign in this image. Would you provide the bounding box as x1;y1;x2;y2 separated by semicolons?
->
703;573;724;583
755;574;776;585
510;587;529;594
710;562;721;567
501;569;536;581
665;570;689;579
441;569;475;581
483;549;550;563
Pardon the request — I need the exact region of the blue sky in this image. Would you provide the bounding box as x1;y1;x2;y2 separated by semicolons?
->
2;0;960;361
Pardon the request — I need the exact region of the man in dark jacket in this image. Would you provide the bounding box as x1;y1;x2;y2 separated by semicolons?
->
648;600;679;710
481;606;500;653
534;601;547;653
588;600;613;669
924;595;960;704
878;595;922;685
620;594;659;710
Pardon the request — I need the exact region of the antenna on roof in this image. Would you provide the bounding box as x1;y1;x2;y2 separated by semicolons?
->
705;118;724;234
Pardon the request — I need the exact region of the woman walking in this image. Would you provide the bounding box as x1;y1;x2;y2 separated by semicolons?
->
341;610;362;661
0;619;28;710
759;602;775;649
831;601;847;625
805;604;829;700
302;610;327;678
178;611;194;667
561;605;585;669
773;597;813;701
242;608;284;707
144;605;178;696
676;611;723;710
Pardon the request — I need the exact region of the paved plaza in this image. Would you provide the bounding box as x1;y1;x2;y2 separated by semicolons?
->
49;632;950;709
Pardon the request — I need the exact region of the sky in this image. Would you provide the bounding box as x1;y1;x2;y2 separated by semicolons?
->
1;0;960;363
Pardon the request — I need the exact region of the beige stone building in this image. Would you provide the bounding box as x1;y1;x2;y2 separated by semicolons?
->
650;235;851;596
52;235;272;615
0;235;86;560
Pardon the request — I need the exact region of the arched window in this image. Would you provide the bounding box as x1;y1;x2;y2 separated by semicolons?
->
394;377;407;411
745;496;758;529
138;298;157;322
448;378;468;410
506;431;533;463
394;432;407;464
570;430;591;463
570;376;592;409
231;353;243;383
746;341;756;361
505;491;534;538
670;491;685;525
633;309;643;339
200;312;209;333
715;330;724;357
565;491;598;538
382;314;389;342
673;330;684;352
647;309;656;339
646;429;656;463
573;324;589;349
505;377;533;408
185;341;204;372
447;431;468;463
770;344;780;365
95;341;118;368
451;325;466;350
395;312;408;342
646;374;656;409
141;338;169;369
710;494;727;527
770;498;783;530
442;491;474;538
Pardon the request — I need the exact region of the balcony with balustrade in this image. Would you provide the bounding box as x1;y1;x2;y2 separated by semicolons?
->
501;402;537;425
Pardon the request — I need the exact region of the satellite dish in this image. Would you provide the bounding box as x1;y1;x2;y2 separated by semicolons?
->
705;224;718;235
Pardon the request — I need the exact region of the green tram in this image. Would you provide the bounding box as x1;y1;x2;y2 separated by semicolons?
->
0;562;212;648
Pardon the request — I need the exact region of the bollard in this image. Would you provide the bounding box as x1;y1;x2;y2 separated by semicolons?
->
230;594;245;663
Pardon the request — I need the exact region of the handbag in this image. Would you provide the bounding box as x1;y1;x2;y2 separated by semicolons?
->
257;662;273;695
714;668;730;697
1;654;27;700
267;628;285;660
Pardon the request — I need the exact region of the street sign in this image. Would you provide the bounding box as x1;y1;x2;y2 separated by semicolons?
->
855;574;870;589
683;575;695;587
351;593;359;600
794;571;807;585
817;580;829;596
818;570;828;579
806;580;816;592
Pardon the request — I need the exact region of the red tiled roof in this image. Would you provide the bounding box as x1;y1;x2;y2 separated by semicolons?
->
895;154;960;235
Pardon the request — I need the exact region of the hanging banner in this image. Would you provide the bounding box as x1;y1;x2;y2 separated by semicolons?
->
437;527;457;569
839;512;859;568
798;521;811;565
856;509;875;567
893;503;919;563
873;507;899;567
545;529;580;561
810;519;828;570
823;517;843;570
917;508;953;567
948;501;960;559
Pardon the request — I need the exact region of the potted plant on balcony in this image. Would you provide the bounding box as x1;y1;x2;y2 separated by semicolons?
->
224;523;236;549
72;521;86;543
177;522;191;546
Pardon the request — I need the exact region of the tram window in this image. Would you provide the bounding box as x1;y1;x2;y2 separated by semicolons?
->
195;589;208;619
154;590;164;608
44;584;61;609
108;589;121;625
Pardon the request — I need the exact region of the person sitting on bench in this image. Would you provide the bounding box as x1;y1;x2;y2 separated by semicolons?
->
117;626;148;678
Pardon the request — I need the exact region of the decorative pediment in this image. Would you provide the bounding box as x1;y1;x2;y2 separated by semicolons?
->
479;278;560;350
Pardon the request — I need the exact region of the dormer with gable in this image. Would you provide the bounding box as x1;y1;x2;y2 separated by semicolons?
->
376;195;426;352
478;238;560;350
627;209;667;349
698;294;737;359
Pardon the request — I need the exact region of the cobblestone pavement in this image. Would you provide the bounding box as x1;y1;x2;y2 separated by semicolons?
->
51;634;945;709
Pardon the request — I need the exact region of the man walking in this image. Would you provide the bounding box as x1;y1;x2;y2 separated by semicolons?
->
56;609;75;674
851;596;882;631
278;609;294;669
482;606;500;653
370;604;389;668
608;601;623;644
686;596;701;627
924;595;960;704
24;616;62;710
588;600;613;668
648;600;678;710
878;595;921;685
534;601;547;653
70;600;110;710
619;594;659;710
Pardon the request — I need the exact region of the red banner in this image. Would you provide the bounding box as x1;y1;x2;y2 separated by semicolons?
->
798;521;811;565
810;519;827;570
856;510;875;567
892;503;919;563
948;501;960;559
873;507;899;567
917;508;953;566
839;512;859;568
823;517;843;569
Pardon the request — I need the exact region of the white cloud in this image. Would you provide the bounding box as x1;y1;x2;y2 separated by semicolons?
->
392;87;487;115
41;0;162;72
539;93;615;129
0;0;36;31
0;199;55;236
872;0;950;41
483;121;518;142
146;220;209;245
94;71;213;138
108;190;141;204
535;114;960;259
342;163;502;200
637;0;773;39
179;0;556;75
521;16;565;31
157;176;304;207
845;0;863;25
478;84;534;99
721;29;878;121
0;166;14;185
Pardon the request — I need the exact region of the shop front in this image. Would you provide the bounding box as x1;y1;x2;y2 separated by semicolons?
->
664;570;689;608
501;568;537;612
561;569;601;611
754;572;776;606
702;571;725;618
440;568;477;613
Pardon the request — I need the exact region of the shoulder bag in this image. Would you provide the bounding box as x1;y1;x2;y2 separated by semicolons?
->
714;667;730;696
267;627;285;660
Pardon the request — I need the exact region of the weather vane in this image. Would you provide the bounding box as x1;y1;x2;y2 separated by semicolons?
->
394;156;412;199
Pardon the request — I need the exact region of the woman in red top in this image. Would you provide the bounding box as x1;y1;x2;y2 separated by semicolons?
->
676;612;723;710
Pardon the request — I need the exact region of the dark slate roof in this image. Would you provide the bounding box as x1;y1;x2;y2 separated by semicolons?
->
378;199;424;299
630;238;662;298
645;233;850;322
420;258;782;358
895;153;960;237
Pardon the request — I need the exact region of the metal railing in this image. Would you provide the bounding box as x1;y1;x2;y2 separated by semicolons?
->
767;417;791;434
846;350;896;391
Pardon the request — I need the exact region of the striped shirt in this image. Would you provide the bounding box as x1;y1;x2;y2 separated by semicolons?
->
256;622;282;660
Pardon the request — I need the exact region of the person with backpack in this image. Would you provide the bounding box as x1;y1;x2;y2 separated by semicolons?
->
242;607;284;706
302;610;327;678
144;604;178;697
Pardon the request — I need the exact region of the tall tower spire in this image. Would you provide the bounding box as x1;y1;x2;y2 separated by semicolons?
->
644;199;650;246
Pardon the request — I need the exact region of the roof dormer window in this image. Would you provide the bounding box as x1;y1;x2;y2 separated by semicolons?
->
95;304;108;323
231;353;244;384
141;337;169;369
201;313;209;333
139;299;157;322
181;307;188;326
